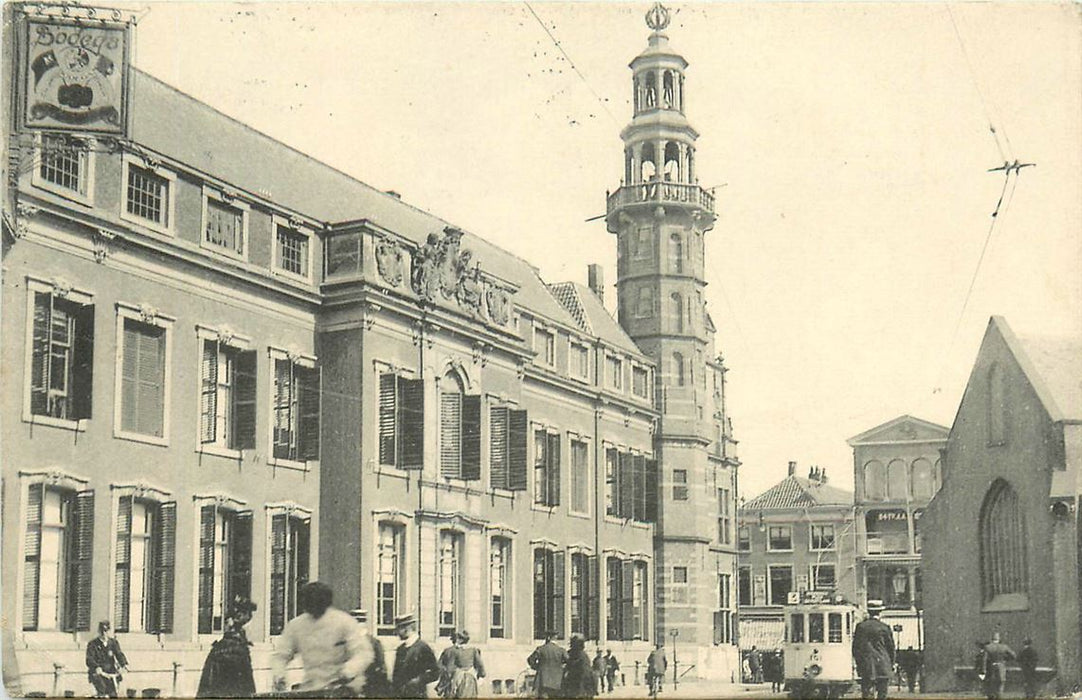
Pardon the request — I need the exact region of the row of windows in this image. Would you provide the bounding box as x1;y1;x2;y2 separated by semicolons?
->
862;458;941;502
379;370;657;519
34;141;313;282
626;227;698;271
737;523;837;552
736;564;837;607
531;327;652;401
375;522;650;642
22;482;308;635
26;288;319;463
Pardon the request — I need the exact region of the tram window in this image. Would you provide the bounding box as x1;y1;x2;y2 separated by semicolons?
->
828;613;843;643
790;614;804;642
846;613;852;635
808;613;824;643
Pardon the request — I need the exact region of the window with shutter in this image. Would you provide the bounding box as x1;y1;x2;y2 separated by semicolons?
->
633;455;647;522
233;351;257;450
437;531;462;638
605;449;618;517
507;410;529;491
376;523;404;635
272;357;320;462
533;430;548;506
570;440;589;515
534;548;561;640
270;513;311;636
618;452;634;518
440;380;462;479
585;555;599;641
461;395;481;481
379;373;397;466
270;515;287;635
620;560;634;643
29;292;94;421
272;359;294;459
489;537;511;638
120;319;166;437
645;459;658;523
606;557;622;640
297;367;320;460
68;490;94;632
22;483;43;631
547;433;561;508
115;498;158;633
153;502;176;633
198;506;252;634
489;407;508;489
398;378;425;469
570;553;585;636
197;506;216;634
230;512;253;603
552;550;566;640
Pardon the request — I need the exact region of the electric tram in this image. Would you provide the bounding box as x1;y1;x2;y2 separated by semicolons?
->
782;590;859;699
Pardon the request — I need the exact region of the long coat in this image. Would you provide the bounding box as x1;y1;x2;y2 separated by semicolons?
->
196;629;256;698
527;641;567;693
392;637;441;698
851;617;895;681
86;637;128;683
561;649;597;699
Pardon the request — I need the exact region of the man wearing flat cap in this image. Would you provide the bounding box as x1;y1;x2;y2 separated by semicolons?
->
391;612;441;698
852;600;895;700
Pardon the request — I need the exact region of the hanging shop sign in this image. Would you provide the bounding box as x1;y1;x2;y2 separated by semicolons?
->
18;10;131;136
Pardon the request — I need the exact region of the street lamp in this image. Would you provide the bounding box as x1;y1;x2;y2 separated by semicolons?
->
670;629;680;690
891;570;908;607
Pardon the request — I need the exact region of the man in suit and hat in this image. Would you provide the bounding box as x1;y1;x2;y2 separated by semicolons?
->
527;631;567;698
852;600;895;700
391;612;441;698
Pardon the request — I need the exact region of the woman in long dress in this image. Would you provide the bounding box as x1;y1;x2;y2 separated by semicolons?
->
438;630;486;698
196;598;257;698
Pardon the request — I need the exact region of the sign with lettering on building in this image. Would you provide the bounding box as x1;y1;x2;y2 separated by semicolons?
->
19;16;131;135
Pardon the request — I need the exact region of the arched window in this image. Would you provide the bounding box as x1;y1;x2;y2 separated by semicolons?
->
664;142;680;181
663;71;675;108
670;233;684;273
640;143;657;182
439;370;480;481
979;479;1027;605
933;459;943;493
911;458;934;500
864;461;885;501
672;352;685;386
644;72;657;108
887;459;908;501
988;363;1006;445
670;292;683;333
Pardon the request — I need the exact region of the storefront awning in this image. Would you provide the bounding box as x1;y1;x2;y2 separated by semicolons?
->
739;618;785;650
879;612;923;650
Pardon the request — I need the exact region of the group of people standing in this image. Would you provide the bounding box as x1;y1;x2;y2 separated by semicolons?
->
742;645;783;691
975;634;1040;700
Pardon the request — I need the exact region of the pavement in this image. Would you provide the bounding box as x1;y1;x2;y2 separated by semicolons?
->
594;680;990;699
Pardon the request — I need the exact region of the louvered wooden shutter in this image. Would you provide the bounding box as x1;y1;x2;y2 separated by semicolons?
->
30;293;51;415
23;483;43;630
114;495;133;631
552;550;566;639
461;395;481;481
155;502;176;633
229;511;253;602
298;367;321;460
68;490;95;631
618;452;633;519
440;392;461;479
233;351;257;450
621;560;634;642
508;410;528;491
547;433;561;507
136;325;165;437
489;406;508;489
270;514;287;635
640;563;649;640
71;303;94;420
633;455;647;522
586;555;599;641
120;320;139;431
398;378;425;469
200;340;218;444
272;359;293;459
378;373;397;466
645;459;658;523
296;519;311;597
197;505;216;634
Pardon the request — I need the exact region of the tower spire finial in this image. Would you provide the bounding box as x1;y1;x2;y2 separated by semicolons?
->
645;2;670;33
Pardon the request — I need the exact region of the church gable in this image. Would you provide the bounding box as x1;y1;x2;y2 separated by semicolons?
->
847;415;949;446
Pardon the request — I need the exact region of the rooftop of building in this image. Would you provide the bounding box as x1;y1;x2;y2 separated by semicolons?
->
741;468;854;512
847;415;950;446
1012;328;1082;423
129;69;644;356
547;282;642;354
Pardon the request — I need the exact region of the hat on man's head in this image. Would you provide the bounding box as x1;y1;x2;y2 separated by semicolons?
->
394;612;417;628
866;599;885;612
350;609;369;623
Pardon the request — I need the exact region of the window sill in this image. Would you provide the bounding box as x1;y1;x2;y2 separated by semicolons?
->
981;593;1029;613
568;510;592;520
531;502;559;514
269;457;314;472
33;181;93;207
23;413;87;432
17;631;82;649
200;241;248;263
272;268;313;286
120;209;174;237
114;429;169;447
197;444;243;460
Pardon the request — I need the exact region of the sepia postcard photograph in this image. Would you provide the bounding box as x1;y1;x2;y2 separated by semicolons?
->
1;1;1079;698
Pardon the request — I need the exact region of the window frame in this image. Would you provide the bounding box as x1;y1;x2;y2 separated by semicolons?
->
267;347;319;470
271;215;315;283
437;529;464;639
809;563;836;592
532;427;561;509
23;277;95;432
607;354;624;392
200;186;250;260
192;495;252;638
195;326;256;459
110;484;175;636
489;535;513;639
533;326;556;368
737;524;751;552
767;525;793;552
568;435;591;518
374;514;410;636
31;133;96;205
264;504;312;637
113;303;175;447
569;341;590;382
809;523;837;552
768;564;793;606
120;153;177;235
672;469;689;501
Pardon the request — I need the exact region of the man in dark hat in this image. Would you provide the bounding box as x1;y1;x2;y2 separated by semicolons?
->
527;631;567;698
391;612;441;698
852;600;895;700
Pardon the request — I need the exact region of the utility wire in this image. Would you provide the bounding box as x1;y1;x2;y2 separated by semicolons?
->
945;3;1011;161
522;1;620;127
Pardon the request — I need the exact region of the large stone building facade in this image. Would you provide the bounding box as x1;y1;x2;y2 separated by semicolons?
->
922;317;1081;694
848;415;947;649
605;4;741;679
2;3;739;694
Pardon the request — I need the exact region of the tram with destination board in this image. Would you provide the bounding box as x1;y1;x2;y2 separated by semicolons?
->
782;590;859;699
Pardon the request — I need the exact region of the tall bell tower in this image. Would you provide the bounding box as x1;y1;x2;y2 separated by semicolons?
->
607;3;740;678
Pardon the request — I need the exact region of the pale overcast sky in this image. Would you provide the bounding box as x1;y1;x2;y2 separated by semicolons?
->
126;1;1080;499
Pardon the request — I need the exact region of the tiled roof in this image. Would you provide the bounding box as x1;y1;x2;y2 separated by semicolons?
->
548;282;644;356
741;475;853;511
129;70;579;330
547;283;593;335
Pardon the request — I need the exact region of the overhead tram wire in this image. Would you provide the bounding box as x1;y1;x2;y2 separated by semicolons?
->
945;2;1011;162
522;1;621;128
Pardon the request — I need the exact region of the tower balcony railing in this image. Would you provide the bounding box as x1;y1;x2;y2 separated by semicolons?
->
607;180;716;216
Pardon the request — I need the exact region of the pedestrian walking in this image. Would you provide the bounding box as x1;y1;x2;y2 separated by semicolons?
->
749;645;762;684
1019;638;1038;700
86;621;128;698
271;581;374;695
527;631;567;699
561;634;597;699
591;649;606;686
351;609;392;698
852;600;894;700
437;630;485;698
646;642;667;696
899;646;921;693
196;597;256;698
391;612;442;698
983;632;1016;700
768;650;784;693
603;649;620;693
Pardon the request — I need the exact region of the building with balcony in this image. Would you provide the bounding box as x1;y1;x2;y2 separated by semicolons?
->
735;463;856;650
605;2;741;680
848;415;948;651
922;317;1082;694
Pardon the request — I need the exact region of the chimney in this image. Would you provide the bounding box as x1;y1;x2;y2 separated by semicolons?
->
820;468;828;484
808;466;816;480
587;264;604;303
788;461;796;477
